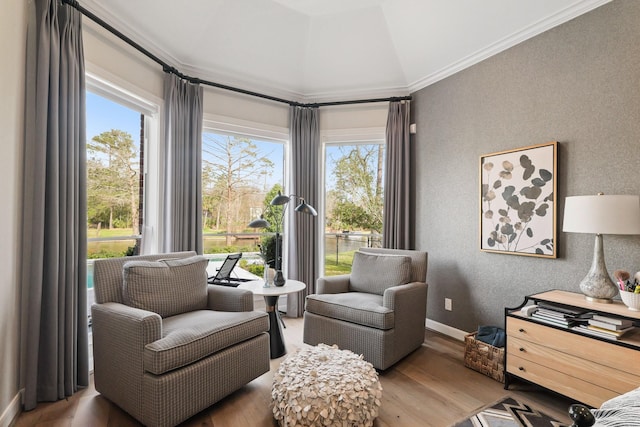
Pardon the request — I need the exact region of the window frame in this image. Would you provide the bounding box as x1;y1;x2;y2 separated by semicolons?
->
201;114;289;258
320;127;386;275
85;66;161;255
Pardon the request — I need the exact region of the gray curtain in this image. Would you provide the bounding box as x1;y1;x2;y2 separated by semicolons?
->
383;101;412;249
160;73;203;253
21;0;88;410
287;106;320;317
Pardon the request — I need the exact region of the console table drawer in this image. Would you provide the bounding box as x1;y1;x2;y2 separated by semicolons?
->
506;317;640;375
507;336;640;395
507;354;618;408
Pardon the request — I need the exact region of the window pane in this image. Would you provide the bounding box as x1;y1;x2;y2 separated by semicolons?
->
86;91;143;259
324;143;384;276
201;131;284;259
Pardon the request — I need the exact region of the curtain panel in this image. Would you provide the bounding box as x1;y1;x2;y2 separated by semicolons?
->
383;101;412;249
287;106;320;316
160;73;204;253
21;0;89;410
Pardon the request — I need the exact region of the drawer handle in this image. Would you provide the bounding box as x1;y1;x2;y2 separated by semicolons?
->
519;328;525;333
519;347;525;352
518;367;525;371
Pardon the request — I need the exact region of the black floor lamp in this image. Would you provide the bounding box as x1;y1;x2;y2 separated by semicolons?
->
248;191;317;286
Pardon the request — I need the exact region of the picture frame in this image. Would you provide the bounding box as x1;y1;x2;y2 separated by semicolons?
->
479;141;557;258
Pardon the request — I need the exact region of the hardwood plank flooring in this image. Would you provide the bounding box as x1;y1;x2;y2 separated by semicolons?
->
14;318;574;426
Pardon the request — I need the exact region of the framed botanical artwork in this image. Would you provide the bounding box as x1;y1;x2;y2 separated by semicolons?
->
479;141;557;258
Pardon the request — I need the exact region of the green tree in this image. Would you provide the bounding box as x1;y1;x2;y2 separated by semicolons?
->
255;184;284;268
87;129;139;234
202;134;274;244
261;184;284;233
329;145;384;233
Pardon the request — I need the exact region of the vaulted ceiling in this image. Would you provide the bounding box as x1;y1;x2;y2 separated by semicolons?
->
80;0;609;102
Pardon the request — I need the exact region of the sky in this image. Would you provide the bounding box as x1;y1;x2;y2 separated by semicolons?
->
86;91;141;148
85;90;376;192
87;90;284;189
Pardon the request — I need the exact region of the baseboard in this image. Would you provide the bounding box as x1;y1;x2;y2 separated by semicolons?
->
425;318;468;342
0;392;22;427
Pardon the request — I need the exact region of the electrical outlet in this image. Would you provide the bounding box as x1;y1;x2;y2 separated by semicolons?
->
444;298;452;311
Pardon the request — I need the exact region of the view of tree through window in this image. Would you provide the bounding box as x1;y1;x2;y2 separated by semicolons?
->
201;131;284;261
324;143;384;276
86;91;142;259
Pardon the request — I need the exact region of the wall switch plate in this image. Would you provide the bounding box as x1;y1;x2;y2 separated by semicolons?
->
445;298;452;311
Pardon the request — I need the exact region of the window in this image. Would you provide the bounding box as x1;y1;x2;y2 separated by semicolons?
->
85;72;160;259
201;123;286;275
86;91;144;259
323;141;384;276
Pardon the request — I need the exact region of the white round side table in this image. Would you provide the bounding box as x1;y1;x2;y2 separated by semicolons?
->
238;279;306;358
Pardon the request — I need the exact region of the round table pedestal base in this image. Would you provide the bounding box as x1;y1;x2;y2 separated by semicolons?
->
265;295;285;358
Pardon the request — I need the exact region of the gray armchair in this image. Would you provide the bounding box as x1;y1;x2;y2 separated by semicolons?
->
91;252;270;427
303;248;428;370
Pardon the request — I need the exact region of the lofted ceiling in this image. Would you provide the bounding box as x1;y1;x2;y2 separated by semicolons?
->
80;0;610;103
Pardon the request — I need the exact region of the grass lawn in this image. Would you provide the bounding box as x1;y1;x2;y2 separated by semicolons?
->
86;228;358;276
324;250;355;276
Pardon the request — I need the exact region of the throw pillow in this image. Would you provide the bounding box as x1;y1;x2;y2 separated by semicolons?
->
123;255;209;318
349;251;412;295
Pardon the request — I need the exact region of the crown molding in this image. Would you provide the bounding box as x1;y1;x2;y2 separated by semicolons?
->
408;0;612;93
80;0;183;71
80;0;611;103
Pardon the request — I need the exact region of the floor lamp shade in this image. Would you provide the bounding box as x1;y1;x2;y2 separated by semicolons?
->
563;194;640;302
248;192;317;287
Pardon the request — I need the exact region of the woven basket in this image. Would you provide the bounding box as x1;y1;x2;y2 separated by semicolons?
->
463;332;505;383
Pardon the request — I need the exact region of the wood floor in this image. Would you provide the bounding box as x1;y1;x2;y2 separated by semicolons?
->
14;318;574;427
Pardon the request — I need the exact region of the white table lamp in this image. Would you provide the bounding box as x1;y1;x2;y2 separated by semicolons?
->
563;194;640;302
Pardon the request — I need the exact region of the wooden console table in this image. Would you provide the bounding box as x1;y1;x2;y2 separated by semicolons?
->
505;290;640;407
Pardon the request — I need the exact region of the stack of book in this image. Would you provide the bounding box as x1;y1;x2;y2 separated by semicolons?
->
528;302;589;328
571;314;635;340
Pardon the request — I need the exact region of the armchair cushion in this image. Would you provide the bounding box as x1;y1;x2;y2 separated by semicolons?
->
349;251;412;295
305;293;394;330
123;255;208;318
144;309;269;375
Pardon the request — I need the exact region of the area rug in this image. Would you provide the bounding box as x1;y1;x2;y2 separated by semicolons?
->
452;397;568;427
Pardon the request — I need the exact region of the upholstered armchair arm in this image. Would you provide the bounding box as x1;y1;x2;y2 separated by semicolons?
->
383;281;427;311
383;281;428;355
92;302;162;349
91;302;162;406
207;285;254;311
317;275;351;294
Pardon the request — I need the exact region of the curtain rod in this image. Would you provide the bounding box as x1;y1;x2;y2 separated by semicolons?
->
61;0;411;108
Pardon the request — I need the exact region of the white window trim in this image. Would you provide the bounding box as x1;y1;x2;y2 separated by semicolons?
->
203;113;289;142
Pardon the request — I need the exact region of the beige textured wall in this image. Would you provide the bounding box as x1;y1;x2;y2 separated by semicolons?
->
412;1;640;332
0;0;27;424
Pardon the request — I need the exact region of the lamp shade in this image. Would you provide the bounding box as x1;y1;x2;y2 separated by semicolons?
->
248;217;270;229
294;199;318;216
270;192;291;206
563;194;640;235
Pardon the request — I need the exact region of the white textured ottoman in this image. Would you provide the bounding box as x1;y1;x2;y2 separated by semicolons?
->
271;343;382;427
